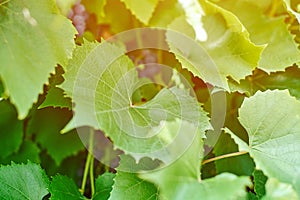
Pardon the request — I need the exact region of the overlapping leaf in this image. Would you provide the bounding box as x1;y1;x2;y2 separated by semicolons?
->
229;66;300;99
61;40;209;162
0;0;76;118
253;170;268;199
0;100;23;159
93;173;116;200
226;90;300;196
216;0;300;72
109;171;159;200
49;175;86;200
140;121;251;199
167;0;263;90
149;0;184;27
120;0;160;25
26;107;84;165
0;162;49;199
0;140;40;165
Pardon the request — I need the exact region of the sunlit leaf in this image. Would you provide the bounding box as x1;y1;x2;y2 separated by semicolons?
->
226;90;300;196
61;40;209;162
216;0;300;72
167;1;263;90
0;0;76;118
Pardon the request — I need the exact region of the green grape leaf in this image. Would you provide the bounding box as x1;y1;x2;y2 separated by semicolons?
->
109;171;159;200
39;87;72;109
226;90;300;196
26;107;84;165
263;178;299;200
60;40;99;131
141;129;251;199
229;66;300;99
167;1;263;90
110;154;160;200
214;132;255;176
149;0;184;27
0;79;4;97
93;173;116;200
61;40;209;162
93;0;141;33
253;170;268;199
119;0;160;25
177;0;207;41
0;162;49;199
56;0;78;15
49;175;86;200
0;140;40;165
0;0;76;118
82;0;107;20
216;0;300;72
40;150;86;185
40;66;72;109
0;100;23;159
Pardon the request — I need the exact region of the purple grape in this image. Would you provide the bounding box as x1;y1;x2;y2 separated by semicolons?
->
76;23;86;36
73;3;85;14
73;15;85;26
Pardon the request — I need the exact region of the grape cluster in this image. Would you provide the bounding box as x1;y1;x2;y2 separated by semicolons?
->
136;50;161;79
68;1;88;36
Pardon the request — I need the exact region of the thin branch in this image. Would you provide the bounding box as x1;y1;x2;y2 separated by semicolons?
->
201;151;248;165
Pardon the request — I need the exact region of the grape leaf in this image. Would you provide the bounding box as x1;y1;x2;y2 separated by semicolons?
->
109;171;159;200
226;90;300;196
49;175;86;200
56;0;78;15
0;162;49;199
0;79;4;97
214;132;255;176
216;0;300;72
0;140;40;165
39;66;72;109
40;151;86;185
229;66;300;99
82;0;107;19
149;0;184;27
253;170;268;199
119;0;160;25
39;87;72;109
263;178;299;200
60;40;99;131
26;107;84;165
167;1;263;90
0;0;76;118
110;153;159;200
0;99;23;159
61;40;209;162
90;0;142;33
93;173;116;200
178;0;207;41
141;123;251;199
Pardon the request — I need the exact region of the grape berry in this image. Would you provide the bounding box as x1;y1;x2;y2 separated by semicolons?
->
68;1;88;36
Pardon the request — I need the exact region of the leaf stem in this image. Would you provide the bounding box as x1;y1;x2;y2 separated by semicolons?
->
89;130;95;196
80;128;95;195
201;151;248;165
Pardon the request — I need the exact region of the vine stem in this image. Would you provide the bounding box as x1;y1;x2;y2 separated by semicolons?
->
201;151;248;165
89;130;95;196
80;128;95;195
